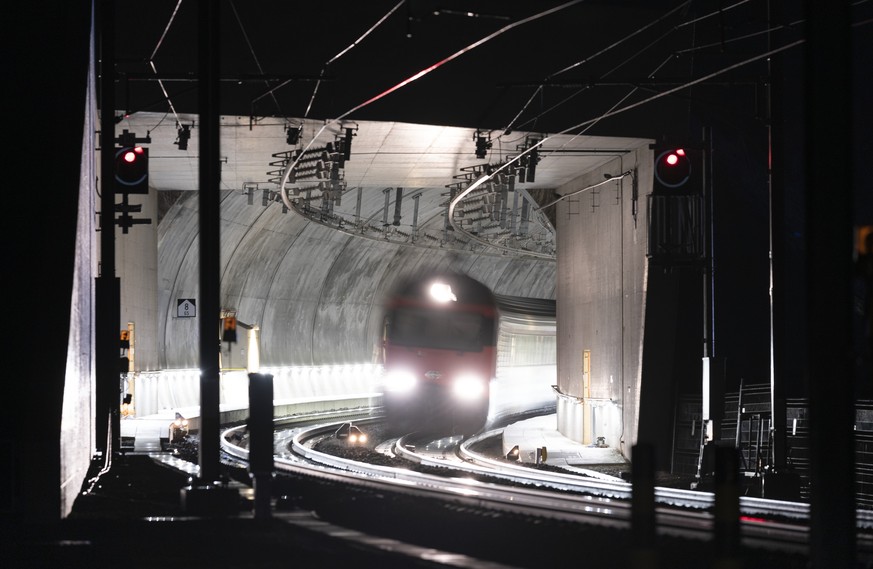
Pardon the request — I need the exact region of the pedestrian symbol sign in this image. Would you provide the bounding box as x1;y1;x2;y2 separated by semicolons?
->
177;299;196;318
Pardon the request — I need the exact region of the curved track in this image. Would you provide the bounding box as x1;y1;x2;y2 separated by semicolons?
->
219;415;873;559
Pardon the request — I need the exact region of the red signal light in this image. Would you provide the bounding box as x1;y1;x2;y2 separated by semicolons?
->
664;148;685;166
654;148;691;190
122;147;144;163
114;146;149;194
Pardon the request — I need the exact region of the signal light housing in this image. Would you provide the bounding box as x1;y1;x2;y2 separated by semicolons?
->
647;144;705;263
114;146;149;194
653;147;692;192
223;316;238;343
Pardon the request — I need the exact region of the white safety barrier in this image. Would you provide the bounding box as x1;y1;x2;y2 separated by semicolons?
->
126;364;383;418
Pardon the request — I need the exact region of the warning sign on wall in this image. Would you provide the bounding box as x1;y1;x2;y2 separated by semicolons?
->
177;299;196;318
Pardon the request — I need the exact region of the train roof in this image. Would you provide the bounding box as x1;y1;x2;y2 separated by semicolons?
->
387;273;555;318
389;272;495;305
494;295;557;318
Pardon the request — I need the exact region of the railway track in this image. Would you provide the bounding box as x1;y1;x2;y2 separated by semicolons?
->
217;414;873;565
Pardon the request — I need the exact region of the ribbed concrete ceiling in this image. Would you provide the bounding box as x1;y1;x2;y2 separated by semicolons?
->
123;112;650;257
132;111;649;368
129;113;645;193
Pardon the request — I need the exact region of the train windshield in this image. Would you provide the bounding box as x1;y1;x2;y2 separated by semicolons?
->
388;307;490;352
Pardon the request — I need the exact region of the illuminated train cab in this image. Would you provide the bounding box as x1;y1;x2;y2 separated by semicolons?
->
381;273;498;437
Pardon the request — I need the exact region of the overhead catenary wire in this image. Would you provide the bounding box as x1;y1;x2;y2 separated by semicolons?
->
509;14;690;136
338;0;584;121
674;0;753;30
447;36;808;243
501;0;693;135
672;0;872;58
303;0;407;118
502;0;780;138
561;39;805;135
277;2;821;227
228;0;284;116
147;0;184;128
547;54;673;154
280;0;585;211
505;20;684;136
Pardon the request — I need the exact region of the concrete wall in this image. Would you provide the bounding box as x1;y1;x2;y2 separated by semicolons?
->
118;187;159;371
59;76;98;518
154;189;557;371
554;145;652;460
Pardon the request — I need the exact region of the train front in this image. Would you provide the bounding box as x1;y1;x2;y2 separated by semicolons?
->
380;274;498;437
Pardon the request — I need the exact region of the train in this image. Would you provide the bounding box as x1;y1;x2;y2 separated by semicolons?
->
380;272;498;437
379;272;557;437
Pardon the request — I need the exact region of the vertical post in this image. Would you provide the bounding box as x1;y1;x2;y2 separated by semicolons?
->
510;185;519;235
355;187;363;225
198;0;221;486
805;1;855;566
498;182;508;229
412;193;421;238
382;188;391;226
249;373;274;521
180;0;239;517
246;326;260;373
393;187;403;226
520;199;530;236
767;2;785;477
701;127;715;445
444;188;455;240
582;349;592;445
713;446;741;566
96;0;121;458
630;443;657;568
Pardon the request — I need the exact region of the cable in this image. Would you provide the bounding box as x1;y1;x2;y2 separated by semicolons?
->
674;0;753;30
84;414;114;495
441;36;806;239
503;0;789;137
510;15;685;135
562;39;804;135
446;177;556;260
501;0;692;135
229;0;283;116
304;0;407;118
149;0;182;62
331;2;406;65
542;54;672;155
536;171;633;211
549;0;692;81
502;85;542;135
343;0;584;120
148;0;184;128
281;0;584;211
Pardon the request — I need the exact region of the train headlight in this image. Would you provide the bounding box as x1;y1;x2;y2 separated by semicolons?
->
349;431;368;444
429;282;457;303
384;369;417;393
453;374;486;400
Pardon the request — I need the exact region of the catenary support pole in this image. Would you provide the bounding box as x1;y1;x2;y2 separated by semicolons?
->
713;446;740;567
805;0;856;567
181;0;239;517
96;0;121;458
630;443;657;567
249;373;275;520
197;0;222;486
